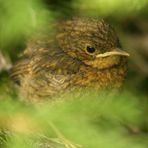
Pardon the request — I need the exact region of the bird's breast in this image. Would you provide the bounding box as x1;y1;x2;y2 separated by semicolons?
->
72;63;127;90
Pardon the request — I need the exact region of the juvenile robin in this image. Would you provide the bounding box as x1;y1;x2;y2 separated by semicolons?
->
10;17;129;102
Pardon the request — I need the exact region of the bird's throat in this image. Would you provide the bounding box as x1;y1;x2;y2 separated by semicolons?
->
83;56;126;70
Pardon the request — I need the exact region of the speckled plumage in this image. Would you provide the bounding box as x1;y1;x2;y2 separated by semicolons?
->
10;17;129;102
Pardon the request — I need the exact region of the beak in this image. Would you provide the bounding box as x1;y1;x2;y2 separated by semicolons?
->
96;48;130;58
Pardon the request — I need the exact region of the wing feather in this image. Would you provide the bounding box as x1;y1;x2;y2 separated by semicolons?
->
10;58;31;83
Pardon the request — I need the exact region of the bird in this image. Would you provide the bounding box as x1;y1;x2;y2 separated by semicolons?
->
10;17;129;102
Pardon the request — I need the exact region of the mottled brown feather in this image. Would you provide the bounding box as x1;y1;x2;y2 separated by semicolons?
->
10;17;128;102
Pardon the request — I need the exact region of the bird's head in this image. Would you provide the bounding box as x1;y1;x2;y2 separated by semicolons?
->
56;17;129;69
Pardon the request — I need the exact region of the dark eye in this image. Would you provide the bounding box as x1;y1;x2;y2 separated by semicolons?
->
86;46;96;54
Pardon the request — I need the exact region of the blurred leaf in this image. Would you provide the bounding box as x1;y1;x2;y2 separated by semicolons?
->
0;0;54;50
73;0;148;18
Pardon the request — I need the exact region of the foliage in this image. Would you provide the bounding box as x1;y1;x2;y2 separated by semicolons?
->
73;0;148;18
0;89;148;148
0;0;54;60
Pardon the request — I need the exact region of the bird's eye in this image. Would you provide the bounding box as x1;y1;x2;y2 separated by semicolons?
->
86;46;96;54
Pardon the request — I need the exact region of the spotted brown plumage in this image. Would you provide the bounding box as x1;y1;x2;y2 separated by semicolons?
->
10;17;129;102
